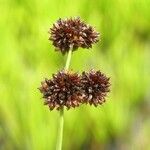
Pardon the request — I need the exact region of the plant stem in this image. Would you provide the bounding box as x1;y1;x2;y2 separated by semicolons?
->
56;48;72;150
56;108;64;150
64;48;72;71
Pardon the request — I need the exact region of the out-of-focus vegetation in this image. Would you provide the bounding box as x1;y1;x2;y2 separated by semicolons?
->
0;0;150;149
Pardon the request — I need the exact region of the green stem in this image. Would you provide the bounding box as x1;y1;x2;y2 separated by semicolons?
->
56;48;72;150
64;48;72;71
56;108;64;150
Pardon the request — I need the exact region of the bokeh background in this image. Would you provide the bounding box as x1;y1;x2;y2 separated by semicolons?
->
0;0;150;149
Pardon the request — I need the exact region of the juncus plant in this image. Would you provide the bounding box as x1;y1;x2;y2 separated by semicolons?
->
38;17;110;150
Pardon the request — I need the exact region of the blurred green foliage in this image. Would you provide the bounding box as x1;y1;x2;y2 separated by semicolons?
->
0;0;150;149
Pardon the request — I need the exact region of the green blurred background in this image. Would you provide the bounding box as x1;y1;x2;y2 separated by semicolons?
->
0;0;150;149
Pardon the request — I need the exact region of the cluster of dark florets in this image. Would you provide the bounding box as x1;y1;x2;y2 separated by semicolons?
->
39;70;110;110
38;17;111;110
38;70;82;110
81;70;110;106
49;17;99;54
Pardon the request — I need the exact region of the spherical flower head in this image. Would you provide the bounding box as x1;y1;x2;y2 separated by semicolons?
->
81;70;110;106
49;17;99;54
38;70;82;110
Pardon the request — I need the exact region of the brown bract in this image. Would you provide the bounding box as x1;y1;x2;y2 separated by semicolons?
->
81;70;110;106
38;70;82;110
49;17;99;54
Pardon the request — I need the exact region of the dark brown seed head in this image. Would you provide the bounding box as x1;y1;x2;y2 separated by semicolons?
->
81;70;110;106
38;70;82;110
49;17;99;54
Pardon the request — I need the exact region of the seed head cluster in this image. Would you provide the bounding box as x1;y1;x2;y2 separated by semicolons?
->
38;17;111;111
39;70;82;110
39;70;110;110
49;17;99;54
81;70;110;106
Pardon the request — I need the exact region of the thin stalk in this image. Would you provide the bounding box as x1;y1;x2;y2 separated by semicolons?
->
64;48;72;71
56;108;64;150
56;48;72;150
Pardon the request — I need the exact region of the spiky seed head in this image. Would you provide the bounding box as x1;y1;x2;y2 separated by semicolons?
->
49;17;99;54
38;70;82;110
81;70;110;106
